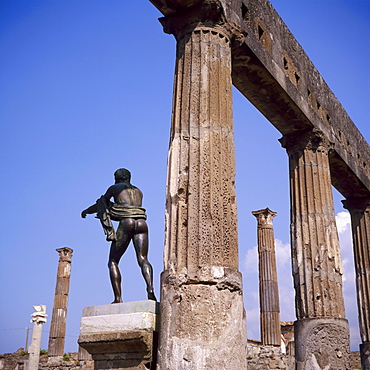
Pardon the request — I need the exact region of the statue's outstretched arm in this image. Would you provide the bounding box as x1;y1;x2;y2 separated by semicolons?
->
81;203;98;218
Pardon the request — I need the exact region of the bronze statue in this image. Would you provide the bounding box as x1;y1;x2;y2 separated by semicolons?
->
81;169;156;303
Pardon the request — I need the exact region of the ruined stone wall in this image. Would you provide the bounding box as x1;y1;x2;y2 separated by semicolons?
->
247;341;294;370
0;350;93;370
0;347;361;369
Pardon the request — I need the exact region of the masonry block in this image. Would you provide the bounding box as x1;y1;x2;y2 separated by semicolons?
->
78;301;159;370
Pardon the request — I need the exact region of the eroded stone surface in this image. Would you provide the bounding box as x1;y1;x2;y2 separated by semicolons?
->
158;269;247;369
295;318;351;370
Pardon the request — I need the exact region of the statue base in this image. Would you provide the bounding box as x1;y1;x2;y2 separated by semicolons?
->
78;300;159;370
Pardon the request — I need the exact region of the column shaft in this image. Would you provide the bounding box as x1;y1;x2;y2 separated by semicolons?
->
164;27;238;276
28;322;43;370
158;9;247;369
281;130;350;369
252;208;281;346
48;247;73;356
343;198;370;369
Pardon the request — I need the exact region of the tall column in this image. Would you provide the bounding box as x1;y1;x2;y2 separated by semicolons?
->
28;305;47;370
280;129;350;369
48;247;73;356
343;197;370;370
252;208;281;346
157;3;247;369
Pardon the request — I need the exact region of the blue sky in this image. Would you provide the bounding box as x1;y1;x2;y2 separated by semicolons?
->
0;0;369;354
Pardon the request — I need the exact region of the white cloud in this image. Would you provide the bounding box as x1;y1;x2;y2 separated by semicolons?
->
336;211;351;234
244;245;258;274
335;211;360;350
245;306;260;340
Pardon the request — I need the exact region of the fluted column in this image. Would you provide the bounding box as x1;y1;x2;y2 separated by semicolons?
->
252;208;281;346
343;197;370;370
280;129;350;369
157;4;247;369
48;247;73;356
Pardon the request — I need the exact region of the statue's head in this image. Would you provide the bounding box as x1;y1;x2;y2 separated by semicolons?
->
114;168;131;183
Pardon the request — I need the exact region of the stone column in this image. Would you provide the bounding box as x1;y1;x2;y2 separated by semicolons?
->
28;305;47;370
280;129;350;369
48;247;73;356
252;208;281;346
343;197;370;370
157;3;247;369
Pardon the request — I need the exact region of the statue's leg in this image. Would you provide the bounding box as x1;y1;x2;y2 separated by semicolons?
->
108;219;134;303
133;219;156;301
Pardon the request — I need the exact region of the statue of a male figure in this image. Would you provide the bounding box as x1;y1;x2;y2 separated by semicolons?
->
81;168;156;303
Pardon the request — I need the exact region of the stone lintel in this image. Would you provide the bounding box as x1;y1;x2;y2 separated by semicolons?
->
226;0;370;197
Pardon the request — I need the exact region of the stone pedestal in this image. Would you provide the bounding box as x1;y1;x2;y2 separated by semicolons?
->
78;301;159;370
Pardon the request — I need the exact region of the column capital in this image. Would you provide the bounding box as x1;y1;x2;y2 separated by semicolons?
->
279;129;333;156
342;196;370;214
31;305;48;324
158;0;246;43
160;1;224;38
56;247;73;262
252;208;277;227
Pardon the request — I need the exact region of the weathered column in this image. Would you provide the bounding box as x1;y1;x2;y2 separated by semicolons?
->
280;129;350;369
48;247;73;356
252;208;281;346
28;305;47;370
343;197;370;370
157;3;247;369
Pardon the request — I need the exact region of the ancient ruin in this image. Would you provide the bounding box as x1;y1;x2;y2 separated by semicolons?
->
28;305;48;370
48;247;73;357
343;199;370;369
147;0;370;369
252;208;280;347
